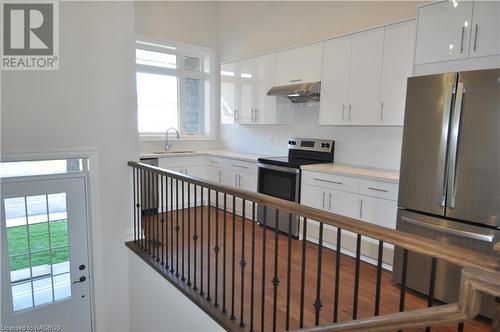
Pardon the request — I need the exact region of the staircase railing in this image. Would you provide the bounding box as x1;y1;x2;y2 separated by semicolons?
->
126;161;500;332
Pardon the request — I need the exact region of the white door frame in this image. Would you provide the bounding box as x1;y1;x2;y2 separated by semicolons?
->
0;149;98;331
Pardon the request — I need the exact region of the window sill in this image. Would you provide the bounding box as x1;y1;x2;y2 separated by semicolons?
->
139;134;216;142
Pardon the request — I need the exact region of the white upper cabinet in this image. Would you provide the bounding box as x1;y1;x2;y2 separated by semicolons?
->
275;43;323;85
469;1;500;58
379;21;416;126
415;1;473;64
348;28;385;125
319;36;351;125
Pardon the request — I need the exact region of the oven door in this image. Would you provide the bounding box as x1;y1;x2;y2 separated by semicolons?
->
257;163;301;236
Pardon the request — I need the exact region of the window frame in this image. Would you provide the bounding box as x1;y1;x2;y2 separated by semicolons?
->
135;36;216;141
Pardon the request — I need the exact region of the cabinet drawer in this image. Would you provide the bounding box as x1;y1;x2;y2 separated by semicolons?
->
302;171;359;193
159;156;206;168
209;156;257;174
360;179;398;201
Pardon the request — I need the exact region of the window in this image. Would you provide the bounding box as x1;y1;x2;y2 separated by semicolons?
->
135;39;214;138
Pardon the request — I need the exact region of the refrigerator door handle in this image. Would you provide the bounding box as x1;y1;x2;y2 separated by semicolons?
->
401;216;494;243
447;82;466;209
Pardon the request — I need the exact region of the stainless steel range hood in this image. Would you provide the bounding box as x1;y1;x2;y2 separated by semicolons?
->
267;81;321;103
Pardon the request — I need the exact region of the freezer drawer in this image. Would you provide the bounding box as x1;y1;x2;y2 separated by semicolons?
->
392;209;499;319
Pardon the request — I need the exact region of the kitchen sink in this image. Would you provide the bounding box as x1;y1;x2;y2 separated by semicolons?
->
149;150;197;155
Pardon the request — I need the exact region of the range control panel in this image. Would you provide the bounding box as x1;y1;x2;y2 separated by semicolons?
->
287;137;334;153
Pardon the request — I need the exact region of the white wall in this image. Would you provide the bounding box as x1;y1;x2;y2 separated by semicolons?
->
1;2;138;331
217;1;425;170
128;252;224;332
135;1;222;154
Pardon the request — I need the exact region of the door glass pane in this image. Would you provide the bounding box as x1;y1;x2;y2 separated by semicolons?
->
136;72;178;133
4;193;71;312
185;78;201;133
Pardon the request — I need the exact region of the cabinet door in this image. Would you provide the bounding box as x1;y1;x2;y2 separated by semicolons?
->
329;189;359;219
379;21;416;126
348;28;384;125
252;54;279;125
301;184;328;210
319;36;351;125
359;195;397;230
237;171;257;192
469;1;500;58
415;1;473;64
275;43;323;85
221;63;238;124
238;78;254;124
206;165;221;183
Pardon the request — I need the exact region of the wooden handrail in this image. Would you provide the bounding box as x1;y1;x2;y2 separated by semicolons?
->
128;161;499;273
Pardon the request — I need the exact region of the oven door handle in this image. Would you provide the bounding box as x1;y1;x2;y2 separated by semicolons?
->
257;162;300;174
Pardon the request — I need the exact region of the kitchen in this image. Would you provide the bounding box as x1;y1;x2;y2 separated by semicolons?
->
138;0;500;324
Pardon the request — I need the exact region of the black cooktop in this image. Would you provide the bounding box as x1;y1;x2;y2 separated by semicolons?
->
258;156;327;168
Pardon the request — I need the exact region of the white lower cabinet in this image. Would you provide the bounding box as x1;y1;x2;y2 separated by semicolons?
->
301;170;398;268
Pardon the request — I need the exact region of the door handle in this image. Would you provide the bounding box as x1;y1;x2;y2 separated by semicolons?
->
401;216;494;243
459;26;466;54
218;169;221;183
447;82;465;209
238;174;242;187
234;174;237;186
73;276;86;284
359;199;363;219
473;24;479;52
328;193;332;211
322;192;326;209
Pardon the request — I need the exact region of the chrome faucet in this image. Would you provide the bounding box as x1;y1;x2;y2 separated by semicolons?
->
165;127;180;151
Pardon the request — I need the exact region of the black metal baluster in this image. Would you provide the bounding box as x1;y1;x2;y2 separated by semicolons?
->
314;222;324;326
175;179;180;278
170;177;174;274
239;200;247;327
249;202;256;332
299;218;308;328
260;206;268;331
148;171;152;255
223;194;228;314
181;180;185;282
155;173;159;262
164;175;169;270
397;248;409;332
231;195;236;320
457;322;464;332
353;234;362;320
285;213;292;331
187;182;192;287
207;189;211;302
160;174;164;266
140;169;144;250
272;209;280;332
425;257;438;332
333;228;342;323
214;191;220;307
200;188;204;296
133;168;137;243
374;240;384;316
193;185;198;291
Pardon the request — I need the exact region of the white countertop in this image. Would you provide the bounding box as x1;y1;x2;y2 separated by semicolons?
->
140;149;263;162
301;163;399;183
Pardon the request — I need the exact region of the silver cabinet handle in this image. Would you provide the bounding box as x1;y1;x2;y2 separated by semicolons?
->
328;193;332;211
290;79;302;83
322;192;326;209
342;104;345;121
380;101;384;121
218;169;221;183
251;108;254;122
401;216;494;243
447;82;465;209
234;174;238;186
313;178;343;185
238;174;242;187
473;24;479;52
348;104;352;121
368;187;388;193
460;26;466;54
359;199;363;219
231;164;248;169
254;109;258;122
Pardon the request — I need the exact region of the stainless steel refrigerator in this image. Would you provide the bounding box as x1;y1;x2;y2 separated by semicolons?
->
392;69;500;319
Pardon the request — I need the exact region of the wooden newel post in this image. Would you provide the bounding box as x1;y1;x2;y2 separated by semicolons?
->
493;242;500;332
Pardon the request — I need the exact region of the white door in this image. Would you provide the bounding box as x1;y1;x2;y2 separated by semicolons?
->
469;1;500;58
415;1;473;64
379;21;416;126
1;175;92;331
348;28;384;125
275;43;323;85
319;36;352;125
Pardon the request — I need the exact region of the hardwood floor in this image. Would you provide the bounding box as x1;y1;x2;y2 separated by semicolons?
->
140;206;491;332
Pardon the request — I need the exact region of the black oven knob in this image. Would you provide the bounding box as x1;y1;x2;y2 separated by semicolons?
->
288;140;296;145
